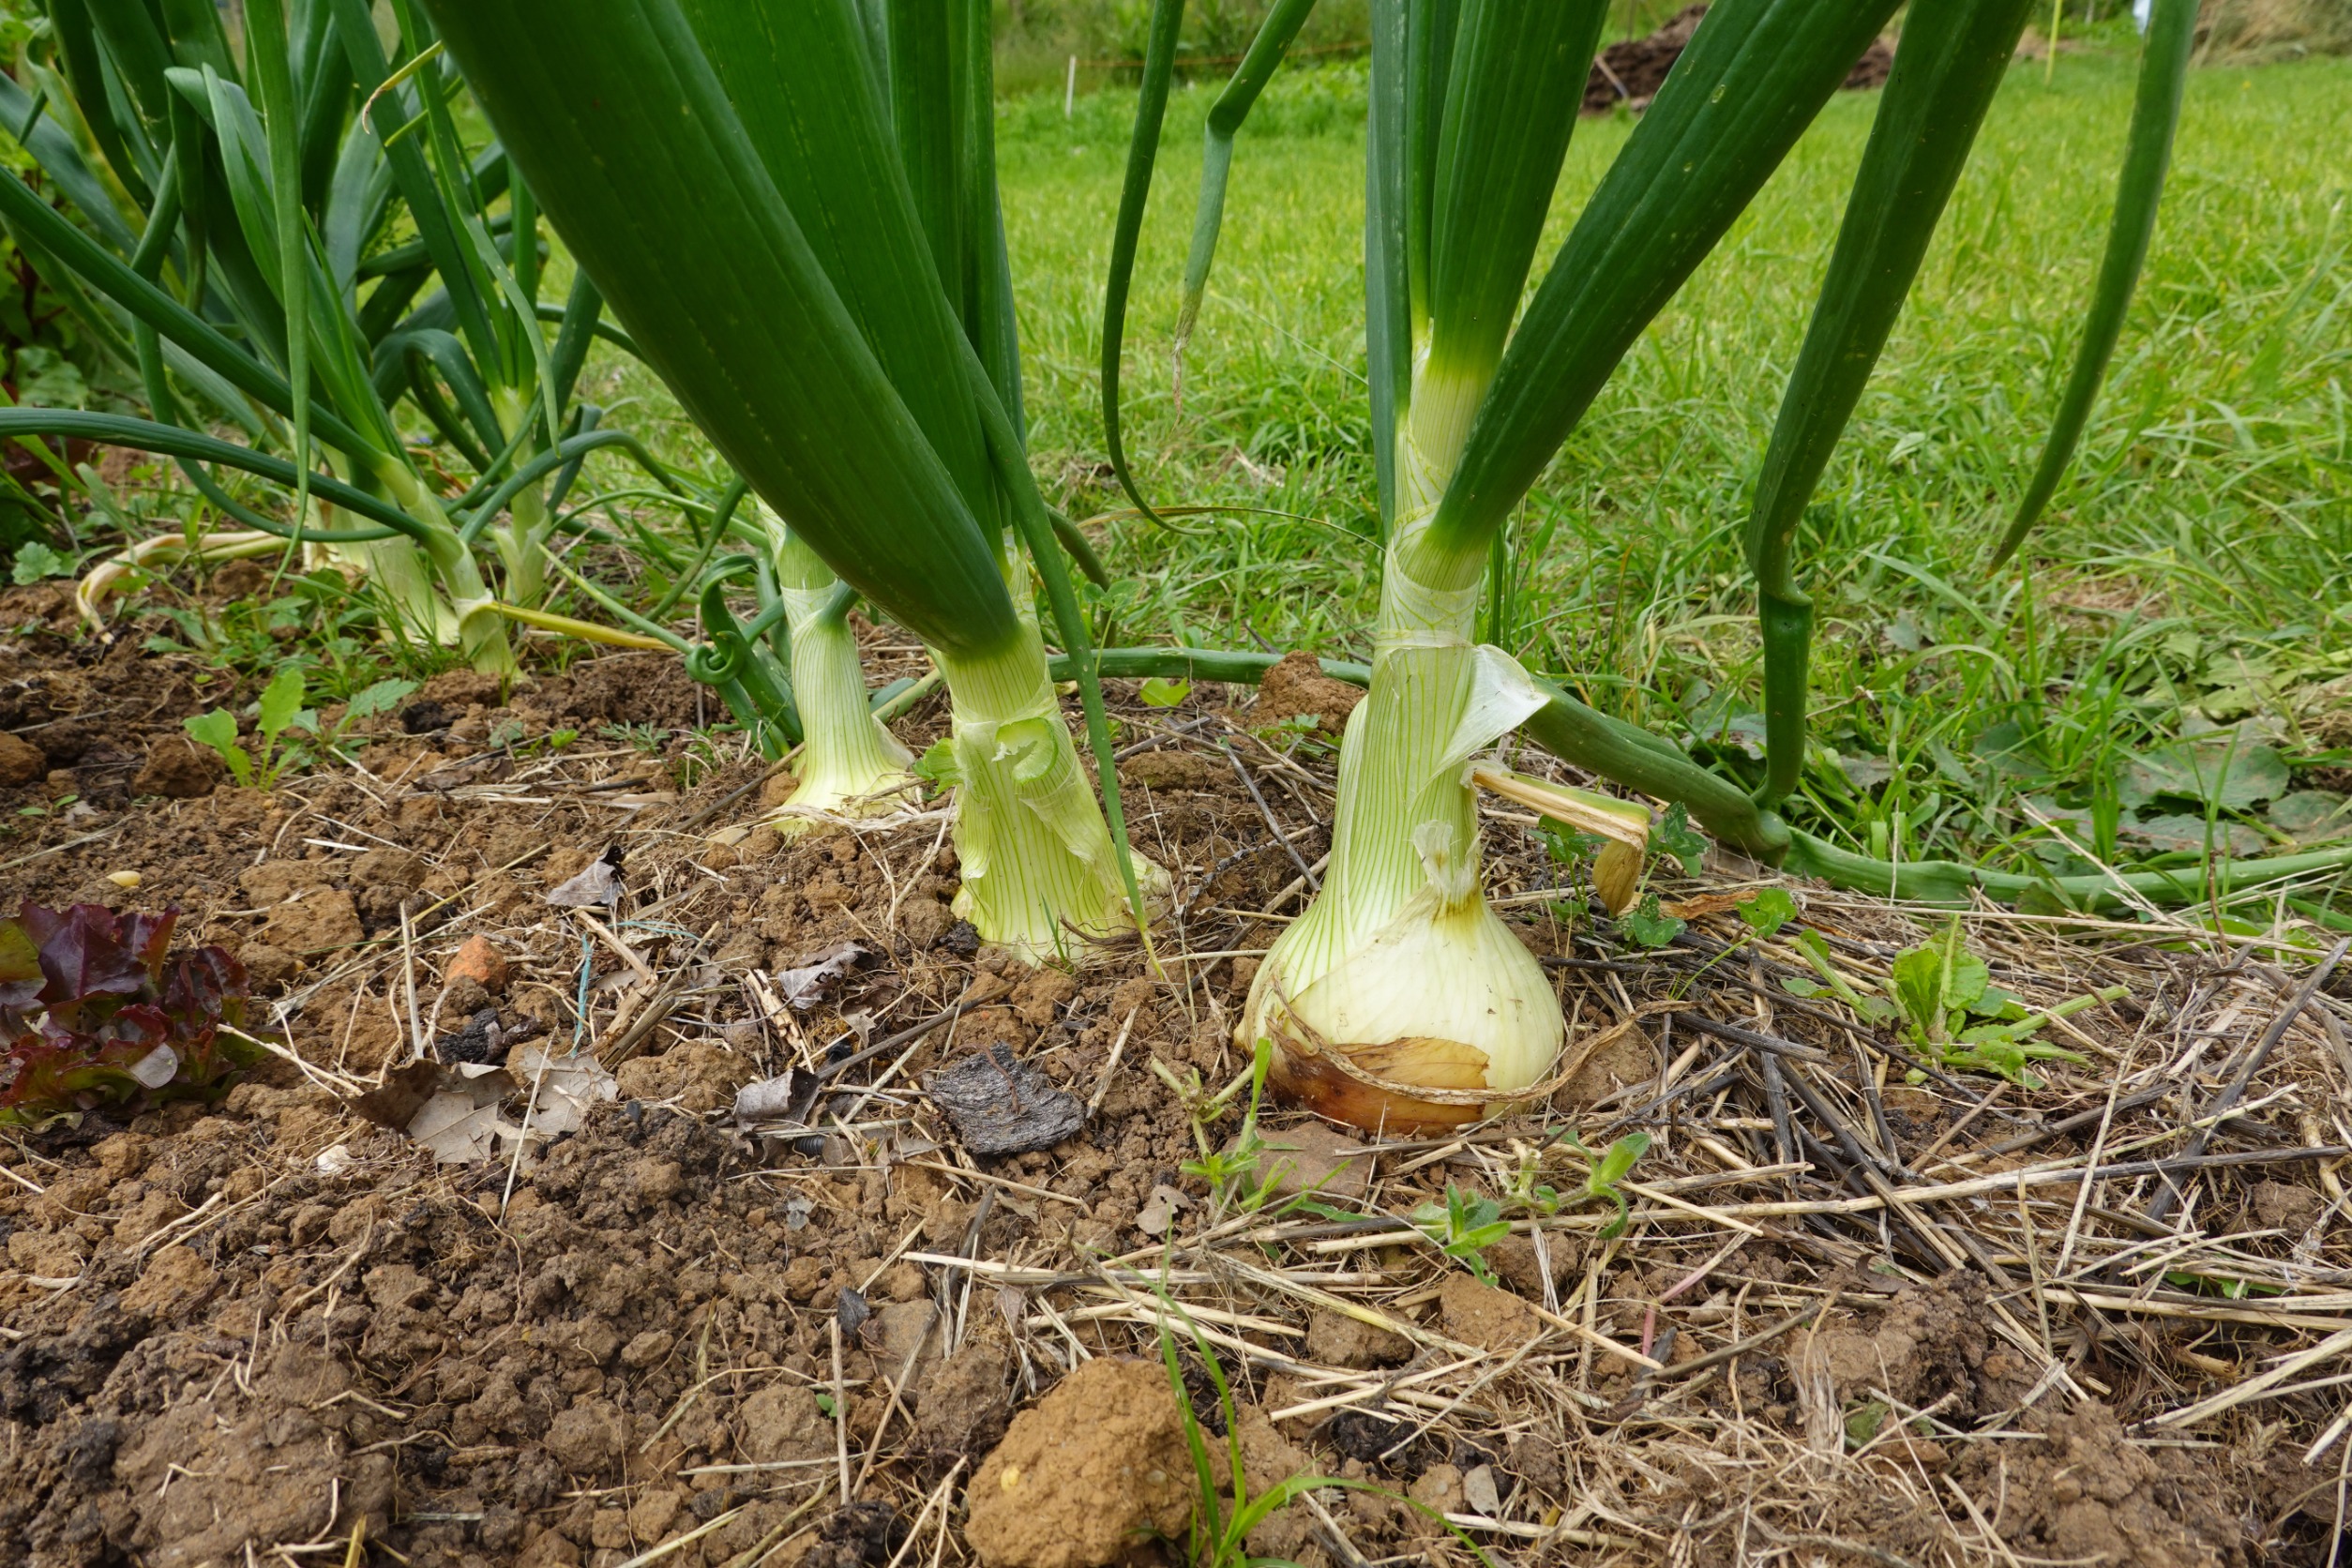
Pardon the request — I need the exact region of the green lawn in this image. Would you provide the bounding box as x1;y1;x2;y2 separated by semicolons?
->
983;44;2352;884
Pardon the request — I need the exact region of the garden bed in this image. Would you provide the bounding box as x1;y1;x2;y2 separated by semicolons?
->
5;621;2349;1567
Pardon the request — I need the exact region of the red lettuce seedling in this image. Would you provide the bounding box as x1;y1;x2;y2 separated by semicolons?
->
0;903;259;1127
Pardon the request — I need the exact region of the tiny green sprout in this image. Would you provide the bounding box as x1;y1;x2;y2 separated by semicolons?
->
340;676;418;729
1138;675;1191;707
1502;1143;1562;1216
182;709;251;787
1178;1038;1291;1217
1620;892;1686;950
1736;886;1799;938
1411;1184;1513;1285
1788;928;1900;1024
1653;800;1709;876
183;664;311;791
1151;1287;1499;1568
1582;1130;1652;1241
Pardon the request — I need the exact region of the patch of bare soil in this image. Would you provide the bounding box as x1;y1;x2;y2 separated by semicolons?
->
6;629;2351;1567
1583;5;1894;115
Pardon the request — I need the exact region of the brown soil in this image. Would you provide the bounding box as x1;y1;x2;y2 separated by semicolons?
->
1584;5;1895;116
4;621;2348;1567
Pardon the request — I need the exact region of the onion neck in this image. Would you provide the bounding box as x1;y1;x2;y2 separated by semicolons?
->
932;625;1163;961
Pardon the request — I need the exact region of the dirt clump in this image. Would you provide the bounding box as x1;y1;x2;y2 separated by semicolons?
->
1305;1307;1412;1369
130;735;219;799
1795;1270;2042;1426
0;731;44;786
1440;1272;1543;1353
1957;1401;2240;1568
1251;650;1363;733
965;1356;1193;1568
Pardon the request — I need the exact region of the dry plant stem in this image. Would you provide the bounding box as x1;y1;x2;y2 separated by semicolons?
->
2146;935;2350;1226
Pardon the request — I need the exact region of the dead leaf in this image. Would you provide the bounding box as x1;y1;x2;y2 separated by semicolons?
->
731;1069;813;1125
546;847;626;908
514;1048;618;1136
1136;1184;1192;1237
1659;892;1753;920
773;943;867;1009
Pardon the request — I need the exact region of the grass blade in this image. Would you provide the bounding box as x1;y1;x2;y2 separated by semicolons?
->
1988;0;2197;566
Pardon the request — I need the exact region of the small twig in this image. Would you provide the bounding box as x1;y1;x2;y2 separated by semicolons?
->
1087;1006;1141;1119
1223;737;1320;891
828;1319;851;1507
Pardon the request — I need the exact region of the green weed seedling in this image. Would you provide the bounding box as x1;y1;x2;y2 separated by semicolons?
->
1139;676;1192;708
1416;1128;1654;1280
1410;1184;1514;1285
1850;918;2117;1086
1151;1292;1496;1568
1565;1130;1654;1242
183;665;310;791
1785;928;1901;1025
1159;1040;1368;1226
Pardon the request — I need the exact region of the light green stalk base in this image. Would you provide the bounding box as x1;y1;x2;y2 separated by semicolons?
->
761;531;916;835
936;627;1166;964
1241;483;1562;1130
384;472;516;676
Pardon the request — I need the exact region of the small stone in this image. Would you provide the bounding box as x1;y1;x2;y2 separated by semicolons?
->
105;870;142;889
0;731;45;787
132;735;219;799
1462;1463;1501;1516
444;934;509;993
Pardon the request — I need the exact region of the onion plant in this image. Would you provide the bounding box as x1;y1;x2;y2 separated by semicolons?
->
1104;0;2351;1129
419;0;1161;957
0;0;670;670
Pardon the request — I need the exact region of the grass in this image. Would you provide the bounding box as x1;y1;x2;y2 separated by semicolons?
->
984;38;2352;891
